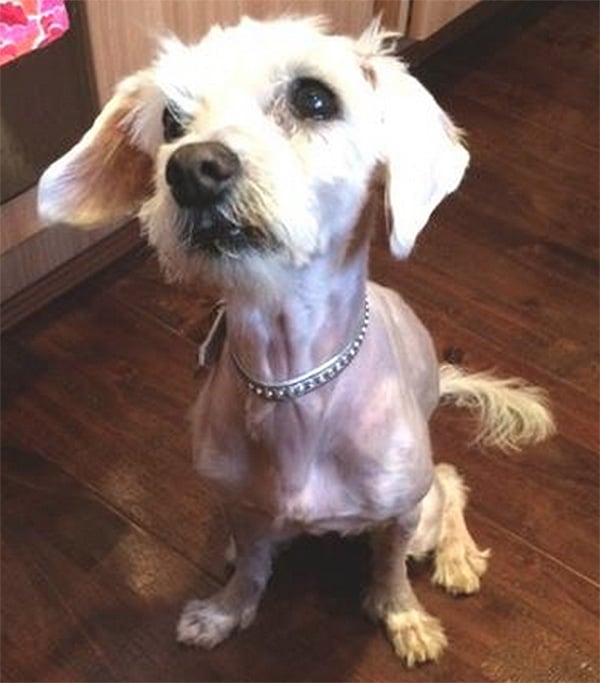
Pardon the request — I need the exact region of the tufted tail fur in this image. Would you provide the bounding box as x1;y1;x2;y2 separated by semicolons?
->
439;364;556;452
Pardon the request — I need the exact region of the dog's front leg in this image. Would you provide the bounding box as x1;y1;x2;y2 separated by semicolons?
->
177;508;275;648
364;512;447;667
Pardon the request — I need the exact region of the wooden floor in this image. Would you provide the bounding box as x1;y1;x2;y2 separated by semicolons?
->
2;2;598;681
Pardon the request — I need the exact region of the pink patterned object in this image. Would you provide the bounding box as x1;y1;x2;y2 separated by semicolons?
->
0;0;69;67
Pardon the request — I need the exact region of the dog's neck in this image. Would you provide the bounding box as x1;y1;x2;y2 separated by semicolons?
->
225;249;369;387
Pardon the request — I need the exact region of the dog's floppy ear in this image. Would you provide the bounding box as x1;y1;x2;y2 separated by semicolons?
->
360;36;469;258
38;71;157;227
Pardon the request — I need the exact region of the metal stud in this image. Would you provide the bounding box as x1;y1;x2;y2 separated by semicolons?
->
231;295;369;401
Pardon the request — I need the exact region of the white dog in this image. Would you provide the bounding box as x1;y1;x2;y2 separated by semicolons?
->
38;16;554;666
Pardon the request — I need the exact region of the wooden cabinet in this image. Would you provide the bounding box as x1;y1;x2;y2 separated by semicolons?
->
84;0;375;105
374;0;481;40
408;0;480;40
0;0;480;329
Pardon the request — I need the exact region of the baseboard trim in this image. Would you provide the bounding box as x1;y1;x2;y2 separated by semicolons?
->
399;0;515;66
1;221;142;333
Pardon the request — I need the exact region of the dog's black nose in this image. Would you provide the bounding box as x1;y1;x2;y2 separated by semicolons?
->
166;142;240;208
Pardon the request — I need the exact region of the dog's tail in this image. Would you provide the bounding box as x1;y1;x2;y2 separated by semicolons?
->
439;364;556;452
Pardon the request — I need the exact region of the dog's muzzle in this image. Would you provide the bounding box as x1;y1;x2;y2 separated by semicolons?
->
166;142;261;256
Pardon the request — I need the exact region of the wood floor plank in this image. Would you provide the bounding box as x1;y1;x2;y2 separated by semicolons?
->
1;299;228;581
417;209;597;366
2;440;597;682
432;416;599;583
1;444;223;682
377;250;599;428
413;288;598;451
97;247;220;346
425;99;599;263
416;2;599;149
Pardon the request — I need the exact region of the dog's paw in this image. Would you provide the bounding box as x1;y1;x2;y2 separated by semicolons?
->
433;540;490;595
385;608;447;667
176;598;256;648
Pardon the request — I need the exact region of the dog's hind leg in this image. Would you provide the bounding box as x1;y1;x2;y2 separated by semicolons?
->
177;510;276;648
408;464;489;595
430;463;490;595
364;511;448;667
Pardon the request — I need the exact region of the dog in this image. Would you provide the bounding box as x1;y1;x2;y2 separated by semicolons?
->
38;16;555;666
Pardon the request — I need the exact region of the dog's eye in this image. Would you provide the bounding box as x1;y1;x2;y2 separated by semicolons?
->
288;78;339;121
162;106;186;142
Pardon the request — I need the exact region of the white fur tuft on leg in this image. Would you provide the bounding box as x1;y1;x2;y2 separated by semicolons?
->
439;364;556;452
432;464;490;595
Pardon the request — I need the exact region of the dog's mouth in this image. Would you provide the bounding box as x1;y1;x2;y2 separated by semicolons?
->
178;207;269;258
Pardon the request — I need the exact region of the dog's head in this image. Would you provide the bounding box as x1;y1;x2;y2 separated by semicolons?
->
38;17;468;289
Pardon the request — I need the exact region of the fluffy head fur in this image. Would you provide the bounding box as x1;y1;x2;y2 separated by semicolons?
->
38;16;469;294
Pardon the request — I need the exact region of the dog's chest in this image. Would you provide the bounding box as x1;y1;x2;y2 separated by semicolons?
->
192;319;436;534
196;393;431;535
274;458;372;533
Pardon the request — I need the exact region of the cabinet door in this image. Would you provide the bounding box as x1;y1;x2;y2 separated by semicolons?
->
375;0;411;35
408;0;480;40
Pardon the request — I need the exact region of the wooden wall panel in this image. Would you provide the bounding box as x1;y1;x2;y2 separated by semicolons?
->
85;0;375;104
408;0;480;40
374;0;410;34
